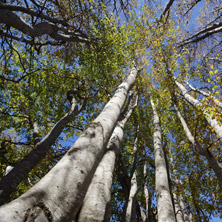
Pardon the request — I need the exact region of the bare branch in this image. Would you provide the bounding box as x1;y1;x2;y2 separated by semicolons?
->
180;22;222;46
160;0;175;21
183;0;202;16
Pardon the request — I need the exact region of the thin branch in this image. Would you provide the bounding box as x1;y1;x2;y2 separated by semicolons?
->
183;0;202;16
0;139;31;146
160;0;175;21
0;3;68;26
180;22;222;46
0;69;40;83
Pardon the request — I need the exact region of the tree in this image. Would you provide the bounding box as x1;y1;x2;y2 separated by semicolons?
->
0;66;138;221
0;0;222;221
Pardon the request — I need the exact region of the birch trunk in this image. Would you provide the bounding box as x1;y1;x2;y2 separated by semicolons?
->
125;130;139;222
174;103;222;186
175;80;222;140
169;151;188;222
143;160;149;222
0;96;81;205
179;195;189;222
150;99;176;222
0;67;138;222
78;95;135;222
173;193;184;222
125;171;138;222
143;154;153;222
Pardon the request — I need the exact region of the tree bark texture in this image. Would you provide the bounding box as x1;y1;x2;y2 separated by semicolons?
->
150;99;176;222
78;97;135;222
143;159;149;222
179;195;189;222
125;129;139;222
0;67;138;222
173;193;184;222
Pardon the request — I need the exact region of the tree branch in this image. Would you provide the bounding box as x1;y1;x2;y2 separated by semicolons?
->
160;0;175;21
180;22;222;46
0;9;89;44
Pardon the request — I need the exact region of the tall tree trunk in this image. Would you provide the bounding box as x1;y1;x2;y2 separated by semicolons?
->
143;158;149;222
175;79;222;140
150;99;176;222
0;95;83;205
117;157;145;222
170;151;189;222
0;66;138;222
125;127;139;222
169;150;188;222
143;154;153;222
173;193;184;222
174;103;222;186
78;94;136;222
179;195;189;222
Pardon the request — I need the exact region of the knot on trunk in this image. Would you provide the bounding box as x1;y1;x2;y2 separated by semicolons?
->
24;202;53;222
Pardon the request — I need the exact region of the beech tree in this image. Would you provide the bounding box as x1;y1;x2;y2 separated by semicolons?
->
0;0;222;221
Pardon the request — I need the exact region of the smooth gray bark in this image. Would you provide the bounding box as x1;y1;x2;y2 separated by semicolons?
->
125;129;139;222
0;67;138;222
175;80;222;140
143;160;149;222
186;81;222;109
125;171;137;222
33;122;41;145
78;96;135;222
179;195;189;222
0;96;81;205
169;154;188;222
173;193;184;222
174;103;222;186
143;153;154;222
150;99;176;222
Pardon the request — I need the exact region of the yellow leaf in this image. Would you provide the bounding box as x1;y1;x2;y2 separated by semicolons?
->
210;65;214;69
209;71;214;76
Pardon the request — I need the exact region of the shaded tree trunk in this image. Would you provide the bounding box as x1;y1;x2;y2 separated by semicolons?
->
143;151;153;222
77;94;136;222
150;99;176;222
169;150;189;222
125;127;139;222
174;103;222;186
0;66;138;222
173;193;184;222
143;159;149;222
179;195;189;222
0;95;83;205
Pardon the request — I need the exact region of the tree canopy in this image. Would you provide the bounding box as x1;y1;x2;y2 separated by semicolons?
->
0;0;222;221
